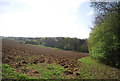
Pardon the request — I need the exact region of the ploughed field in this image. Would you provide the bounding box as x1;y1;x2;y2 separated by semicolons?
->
2;39;89;77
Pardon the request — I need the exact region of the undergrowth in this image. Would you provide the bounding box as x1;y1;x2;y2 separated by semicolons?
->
78;57;120;79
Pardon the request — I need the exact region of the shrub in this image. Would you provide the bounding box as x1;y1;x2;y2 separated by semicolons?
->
88;13;120;68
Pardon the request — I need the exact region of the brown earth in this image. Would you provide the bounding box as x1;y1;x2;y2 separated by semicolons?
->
2;39;89;77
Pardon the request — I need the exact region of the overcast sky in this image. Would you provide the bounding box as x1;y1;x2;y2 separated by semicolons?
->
0;0;94;39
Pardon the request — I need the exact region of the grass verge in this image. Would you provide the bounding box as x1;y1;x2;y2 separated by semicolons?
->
1;64;36;79
78;57;120;79
27;63;66;79
27;44;61;50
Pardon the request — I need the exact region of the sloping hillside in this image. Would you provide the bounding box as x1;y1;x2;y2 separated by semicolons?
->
2;39;88;79
2;39;120;79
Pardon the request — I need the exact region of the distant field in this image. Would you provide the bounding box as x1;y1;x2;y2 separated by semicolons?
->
2;39;120;79
27;44;85;54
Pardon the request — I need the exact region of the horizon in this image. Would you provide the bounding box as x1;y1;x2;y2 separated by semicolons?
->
1;36;88;39
0;0;94;39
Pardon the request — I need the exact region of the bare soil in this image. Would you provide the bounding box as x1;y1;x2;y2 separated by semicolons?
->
2;39;89;77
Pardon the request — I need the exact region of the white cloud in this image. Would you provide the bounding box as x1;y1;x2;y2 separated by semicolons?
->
0;0;91;39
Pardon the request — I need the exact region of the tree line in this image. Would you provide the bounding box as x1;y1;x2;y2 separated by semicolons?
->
89;2;120;68
13;37;88;53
